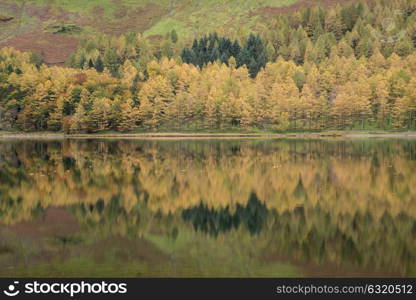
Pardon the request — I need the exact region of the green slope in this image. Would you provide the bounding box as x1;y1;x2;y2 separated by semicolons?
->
0;0;310;39
0;0;338;63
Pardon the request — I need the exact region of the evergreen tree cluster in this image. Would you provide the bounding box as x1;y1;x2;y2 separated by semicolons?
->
181;32;268;77
181;33;241;68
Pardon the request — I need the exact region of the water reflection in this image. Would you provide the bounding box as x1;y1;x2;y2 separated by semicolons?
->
0;139;415;277
182;193;269;236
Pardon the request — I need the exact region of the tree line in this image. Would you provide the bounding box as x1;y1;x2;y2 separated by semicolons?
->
0;0;416;133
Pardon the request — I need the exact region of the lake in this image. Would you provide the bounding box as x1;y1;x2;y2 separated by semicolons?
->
0;138;415;277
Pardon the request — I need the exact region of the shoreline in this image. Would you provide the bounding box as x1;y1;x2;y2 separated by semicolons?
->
1;132;416;139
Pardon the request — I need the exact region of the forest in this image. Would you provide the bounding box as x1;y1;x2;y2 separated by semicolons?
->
1;0;416;133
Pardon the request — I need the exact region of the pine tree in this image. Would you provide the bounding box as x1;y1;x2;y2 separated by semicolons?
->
205;89;218;129
47;97;64;131
85;97;111;133
121;59;137;88
394;78;416;129
103;48;120;77
394;36;415;57
237;34;268;78
117;100;139;132
171;29;178;44
70;105;87;133
139;75;174;129
95;56;104;73
88;59;95;69
17;105;36;131
325;9;344;40
304;41;319;64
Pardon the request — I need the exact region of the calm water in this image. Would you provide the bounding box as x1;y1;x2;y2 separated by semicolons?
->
0;138;415;277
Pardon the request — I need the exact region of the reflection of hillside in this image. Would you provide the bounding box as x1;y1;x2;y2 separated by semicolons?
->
266;206;416;276
67;194;416;275
1;137;415;276
1;139;416;223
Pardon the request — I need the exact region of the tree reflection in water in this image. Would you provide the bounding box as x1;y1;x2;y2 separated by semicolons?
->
182;192;268;236
0;139;415;276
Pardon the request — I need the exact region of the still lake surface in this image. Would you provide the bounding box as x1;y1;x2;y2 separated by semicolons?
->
0;138;415;277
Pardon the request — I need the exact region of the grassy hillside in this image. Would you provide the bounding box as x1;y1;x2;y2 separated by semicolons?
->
27;0;300;35
0;0;343;63
1;0;304;37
